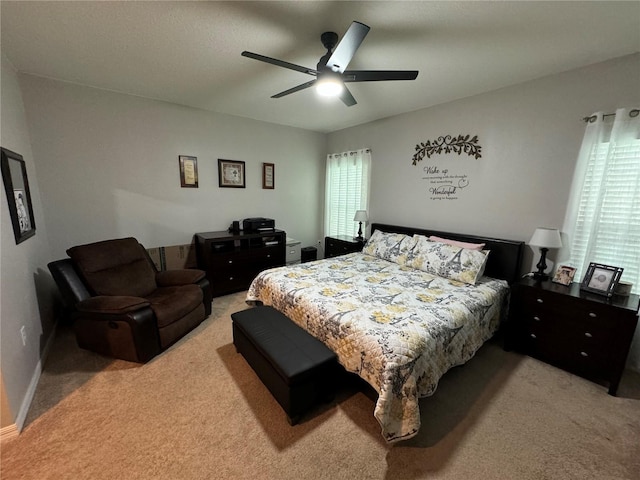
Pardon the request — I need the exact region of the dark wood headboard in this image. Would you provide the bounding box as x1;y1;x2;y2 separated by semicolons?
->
370;223;525;284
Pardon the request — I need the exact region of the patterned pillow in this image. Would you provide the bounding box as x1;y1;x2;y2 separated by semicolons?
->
405;235;490;284
362;230;414;265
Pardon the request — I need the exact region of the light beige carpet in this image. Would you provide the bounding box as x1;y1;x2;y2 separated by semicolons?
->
2;292;639;480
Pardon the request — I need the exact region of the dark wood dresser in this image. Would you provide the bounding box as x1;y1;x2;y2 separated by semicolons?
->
507;277;639;395
324;235;365;258
195;229;286;297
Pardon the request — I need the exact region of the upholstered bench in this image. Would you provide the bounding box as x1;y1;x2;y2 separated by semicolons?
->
231;306;337;425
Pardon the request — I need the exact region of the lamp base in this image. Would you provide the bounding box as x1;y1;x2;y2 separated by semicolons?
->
534;247;549;282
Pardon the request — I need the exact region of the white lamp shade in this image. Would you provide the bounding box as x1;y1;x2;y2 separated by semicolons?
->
529;227;562;248
354;210;368;222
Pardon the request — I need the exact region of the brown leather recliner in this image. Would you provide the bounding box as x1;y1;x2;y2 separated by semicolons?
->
48;237;212;363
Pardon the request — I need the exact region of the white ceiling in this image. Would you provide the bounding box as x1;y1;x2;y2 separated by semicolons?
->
1;1;639;133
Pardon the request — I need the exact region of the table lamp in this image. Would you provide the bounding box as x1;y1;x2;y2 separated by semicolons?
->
354;210;368;241
529;227;562;281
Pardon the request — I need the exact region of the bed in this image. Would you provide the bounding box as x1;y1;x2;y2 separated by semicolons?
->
246;223;524;442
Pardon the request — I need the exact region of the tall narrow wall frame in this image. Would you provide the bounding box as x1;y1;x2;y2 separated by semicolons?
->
1;147;36;244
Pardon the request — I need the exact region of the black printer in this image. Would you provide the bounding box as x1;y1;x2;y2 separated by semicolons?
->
243;217;275;232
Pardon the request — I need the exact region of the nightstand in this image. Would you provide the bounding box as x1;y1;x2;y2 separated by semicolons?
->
507;277;639;395
324;235;365;258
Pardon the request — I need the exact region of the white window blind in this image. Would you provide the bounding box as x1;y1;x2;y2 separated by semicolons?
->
565;109;640;293
324;149;371;238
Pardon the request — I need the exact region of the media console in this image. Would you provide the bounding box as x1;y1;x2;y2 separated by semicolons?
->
195;229;286;297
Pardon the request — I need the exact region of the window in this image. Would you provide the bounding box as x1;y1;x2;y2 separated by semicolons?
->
564;108;640;293
324;149;371;238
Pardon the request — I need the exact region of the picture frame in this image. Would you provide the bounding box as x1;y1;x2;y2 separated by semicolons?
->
552;265;576;286
178;155;198;188
218;159;245;188
1;147;36;244
580;262;623;297
262;162;274;189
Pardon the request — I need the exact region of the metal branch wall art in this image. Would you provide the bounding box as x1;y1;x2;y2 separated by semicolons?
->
411;135;482;165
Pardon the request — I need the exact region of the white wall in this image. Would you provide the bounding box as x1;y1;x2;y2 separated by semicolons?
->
1;54;56;431
18;75;327;260
328;53;640;371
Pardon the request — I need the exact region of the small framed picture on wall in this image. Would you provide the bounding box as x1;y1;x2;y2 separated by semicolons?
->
1;147;36;244
178;155;198;188
262;163;274;189
218;159;246;188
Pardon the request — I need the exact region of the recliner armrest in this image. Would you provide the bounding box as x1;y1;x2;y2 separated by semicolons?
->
72;305;161;363
77;295;150;314
155;269;205;287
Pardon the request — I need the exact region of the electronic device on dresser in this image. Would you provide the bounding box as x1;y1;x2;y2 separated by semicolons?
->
243;217;275;232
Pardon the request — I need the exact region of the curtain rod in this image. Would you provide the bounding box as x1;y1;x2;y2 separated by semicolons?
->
583;109;639;123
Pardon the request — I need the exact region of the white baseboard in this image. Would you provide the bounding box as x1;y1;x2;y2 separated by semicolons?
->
2;322;58;441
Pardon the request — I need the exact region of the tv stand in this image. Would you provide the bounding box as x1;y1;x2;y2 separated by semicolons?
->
195;229;286;297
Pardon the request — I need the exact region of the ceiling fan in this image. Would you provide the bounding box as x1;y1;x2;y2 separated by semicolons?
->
241;21;419;107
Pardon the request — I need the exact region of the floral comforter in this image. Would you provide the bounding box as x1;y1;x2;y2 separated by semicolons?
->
246;252;509;442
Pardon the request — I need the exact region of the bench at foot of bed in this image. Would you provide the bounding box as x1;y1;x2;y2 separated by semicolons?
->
231;306;338;425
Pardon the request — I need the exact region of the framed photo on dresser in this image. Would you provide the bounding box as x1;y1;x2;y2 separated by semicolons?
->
552;265;576;286
580;262;623;297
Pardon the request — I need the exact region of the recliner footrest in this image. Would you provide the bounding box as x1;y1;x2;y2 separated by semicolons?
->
231;306;337;424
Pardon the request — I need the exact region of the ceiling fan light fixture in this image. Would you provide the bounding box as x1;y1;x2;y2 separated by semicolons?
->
316;75;343;97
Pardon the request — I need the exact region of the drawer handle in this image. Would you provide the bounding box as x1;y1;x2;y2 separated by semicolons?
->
580;351;589;357
584;332;593;338
228;260;233;264
533;316;541;322
588;312;597;318
536;298;544;304
530;334;537;339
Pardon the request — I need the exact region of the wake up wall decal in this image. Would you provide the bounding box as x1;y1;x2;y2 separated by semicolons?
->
411;135;482;201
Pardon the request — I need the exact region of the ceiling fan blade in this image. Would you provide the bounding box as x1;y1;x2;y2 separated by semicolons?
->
271;80;317;98
338;85;357;107
326;21;370;73
343;70;419;82
242;51;317;76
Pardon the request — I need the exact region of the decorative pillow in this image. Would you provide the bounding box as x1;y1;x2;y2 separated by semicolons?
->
406;235;490;284
362;230;414;265
428;235;485;251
